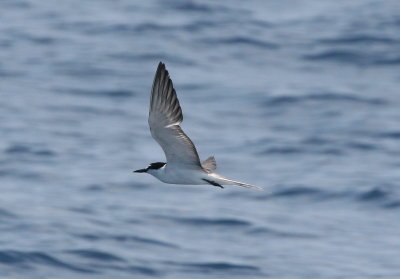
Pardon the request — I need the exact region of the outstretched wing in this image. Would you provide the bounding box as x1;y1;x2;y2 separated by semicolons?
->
148;62;202;168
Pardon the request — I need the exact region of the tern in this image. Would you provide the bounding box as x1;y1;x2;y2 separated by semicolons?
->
134;62;261;190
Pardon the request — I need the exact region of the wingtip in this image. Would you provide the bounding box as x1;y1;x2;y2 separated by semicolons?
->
158;61;165;69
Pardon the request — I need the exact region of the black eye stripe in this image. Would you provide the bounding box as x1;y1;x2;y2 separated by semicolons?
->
148;162;166;170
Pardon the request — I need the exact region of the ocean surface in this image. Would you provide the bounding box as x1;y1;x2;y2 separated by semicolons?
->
1;0;400;278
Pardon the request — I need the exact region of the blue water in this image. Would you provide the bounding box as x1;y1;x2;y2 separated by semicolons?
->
1;0;400;278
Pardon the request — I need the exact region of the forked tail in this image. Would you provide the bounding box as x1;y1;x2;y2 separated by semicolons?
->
208;173;263;190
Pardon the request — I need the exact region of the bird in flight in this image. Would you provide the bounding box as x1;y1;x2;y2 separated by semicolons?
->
134;62;261;190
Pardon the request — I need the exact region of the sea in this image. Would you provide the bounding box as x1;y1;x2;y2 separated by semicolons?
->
1;0;400;278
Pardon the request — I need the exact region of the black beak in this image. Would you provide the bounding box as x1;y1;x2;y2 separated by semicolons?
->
134;168;147;173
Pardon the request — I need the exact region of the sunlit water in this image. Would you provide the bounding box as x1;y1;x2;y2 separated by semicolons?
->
1;0;400;278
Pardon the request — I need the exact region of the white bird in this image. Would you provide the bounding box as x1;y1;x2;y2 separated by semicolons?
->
134;62;261;190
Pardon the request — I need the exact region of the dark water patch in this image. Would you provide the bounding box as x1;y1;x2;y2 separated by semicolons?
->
319;148;343;155
125;265;160;276
303;50;400;66
0;39;13;48
74;233;101;241
26;35;57;45
303;50;365;64
179;83;210;91
84;184;104;191
68;207;94;215
346;141;377;151
264;93;386;106
354;186;400;209
302;137;332;145
58;88;134;98
260;146;302;155
65;249;125;262
34;150;56;157
113;235;179;248
4;144;56;157
5;145;31;154
54;21;100;34
272;186;324;198
166;260;260;273
133;23;174;33
202;36;279;49
247;227;317;239
358;187;389;201
2;0;31;9
251;19;274;28
374;57;400;65
183;20;222;32
383;200;400;209
0;250;95;273
74;233;178;248
257;142;343;156
87;262;160;276
0;168;31;179
0;208;16;218
0;69;26;77
161;216;251;227
375;131;400;139
170;2;215;13
318;35;397;45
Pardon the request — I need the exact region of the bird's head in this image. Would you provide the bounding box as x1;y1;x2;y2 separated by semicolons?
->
134;162;166;174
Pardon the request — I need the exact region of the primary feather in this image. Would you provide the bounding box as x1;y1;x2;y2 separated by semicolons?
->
148;62;202;168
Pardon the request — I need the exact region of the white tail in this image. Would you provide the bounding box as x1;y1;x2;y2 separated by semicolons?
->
208;173;263;190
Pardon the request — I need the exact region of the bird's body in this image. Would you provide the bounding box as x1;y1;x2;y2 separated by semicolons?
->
134;62;261;190
148;165;206;185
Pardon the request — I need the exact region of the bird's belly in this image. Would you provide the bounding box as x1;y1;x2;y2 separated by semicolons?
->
161;169;206;185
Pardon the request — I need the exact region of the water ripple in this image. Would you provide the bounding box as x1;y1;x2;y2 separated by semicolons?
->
165;260;261;273
0;250;95;273
263;93;386;106
65;249;125;262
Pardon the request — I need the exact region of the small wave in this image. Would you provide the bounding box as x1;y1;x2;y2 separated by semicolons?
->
303;50;364;63
318;35;397;45
4;144;56;157
0;208;16;218
345;141;377;151
260;146;302;155
169;216;251;227
94;263;160;276
74;233;179;248
59;88;134;98
202;36;279;49
255;186;349;202
272;186;324;197
166;260;260;273
169;2;214;13
384;201;400;209
355;186;400;210
358;187;389;201
303;50;400;66
247;227;317;239
374;57;400;65
375;131;400;140
0;250;94;273
258;145;343;156
65;249;125;262
125;265;160;276
264;93;386;106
